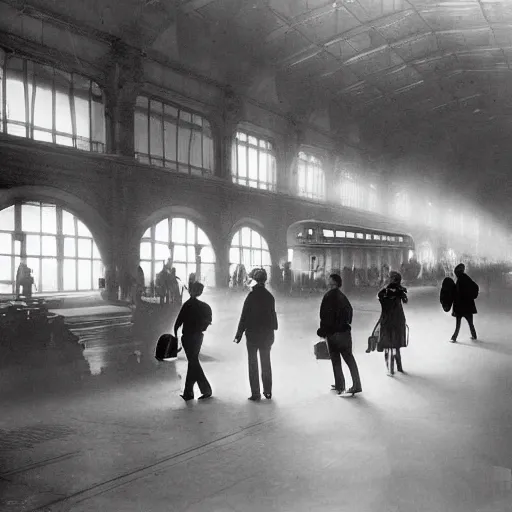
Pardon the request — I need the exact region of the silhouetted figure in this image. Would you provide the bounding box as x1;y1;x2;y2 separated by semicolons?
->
188;272;196;294
155;264;170;305
378;271;408;373
135;266;145;304
174;282;213;401
318;274;362;396
451;263;479;342
16;263;34;299
168;267;181;303
234;268;278;401
282;261;292;294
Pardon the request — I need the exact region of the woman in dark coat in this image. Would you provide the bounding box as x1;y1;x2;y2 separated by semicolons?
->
378;271;408;373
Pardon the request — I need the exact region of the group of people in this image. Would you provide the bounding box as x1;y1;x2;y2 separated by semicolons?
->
155;263;182;305
171;262;480;401
15;262;35;299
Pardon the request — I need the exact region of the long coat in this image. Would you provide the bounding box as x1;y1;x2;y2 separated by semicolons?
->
236;284;278;346
452;273;479;317
378;284;408;349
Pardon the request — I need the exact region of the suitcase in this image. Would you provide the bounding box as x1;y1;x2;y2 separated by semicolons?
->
155;334;181;361
367;319;380;353
314;338;330;360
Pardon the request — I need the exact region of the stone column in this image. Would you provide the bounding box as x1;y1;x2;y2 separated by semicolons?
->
211;89;244;180
103;41;144;157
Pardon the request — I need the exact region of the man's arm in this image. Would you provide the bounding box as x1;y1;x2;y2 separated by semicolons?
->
173;304;186;336
201;303;213;331
235;296;250;341
271;296;278;331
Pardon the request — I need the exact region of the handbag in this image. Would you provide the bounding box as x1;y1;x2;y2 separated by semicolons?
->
367;319;381;353
314;338;330;360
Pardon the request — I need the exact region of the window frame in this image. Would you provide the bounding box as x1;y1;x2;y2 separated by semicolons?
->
0;50;106;153
134;95;214;176
231;130;277;191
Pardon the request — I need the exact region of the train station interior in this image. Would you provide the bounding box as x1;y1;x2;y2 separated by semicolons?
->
1;1;512;511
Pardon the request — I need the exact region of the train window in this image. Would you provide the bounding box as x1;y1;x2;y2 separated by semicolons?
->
390;236;396;242
335;230;345;238
307;229;314;236
356;233;364;239
374;234;381;240
399;236;404;242
297;232;303;238
323;229;334;238
366;234;372;240
346;232;355;239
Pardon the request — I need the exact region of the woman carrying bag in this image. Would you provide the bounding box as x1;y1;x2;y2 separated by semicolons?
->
377;271;408;375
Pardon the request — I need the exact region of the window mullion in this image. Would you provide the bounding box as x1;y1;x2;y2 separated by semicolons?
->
23;60;29;138
69;74;77;148
89;80;93;151
1;55;6;133
161;103;165;165
29;67;36;139
147;100;151;164
51;68;56;144
176;109;180;172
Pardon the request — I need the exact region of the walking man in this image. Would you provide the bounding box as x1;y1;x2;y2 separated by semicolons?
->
318;274;362;395
234;268;278;401
451;263;479;342
174;281;213;401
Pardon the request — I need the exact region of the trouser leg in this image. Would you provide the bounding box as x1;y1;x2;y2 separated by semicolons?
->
452;316;462;340
247;344;260;396
394;347;403;372
329;346;345;391
259;346;272;395
183;335;209;396
466;314;477;338
341;347;362;391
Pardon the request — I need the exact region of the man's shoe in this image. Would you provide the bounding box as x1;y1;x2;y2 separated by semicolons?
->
450;337;457;343
248;395;261;401
180;394;194;401
471;335;477;341
345;387;362;396
198;393;212;400
263;392;272;400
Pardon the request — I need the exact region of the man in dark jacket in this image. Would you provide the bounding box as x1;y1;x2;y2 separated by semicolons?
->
174;281;213;401
234;268;278;401
451;263;479;342
318;274;362;395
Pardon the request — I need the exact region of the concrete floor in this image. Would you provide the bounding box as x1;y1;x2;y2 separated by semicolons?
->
1;286;512;512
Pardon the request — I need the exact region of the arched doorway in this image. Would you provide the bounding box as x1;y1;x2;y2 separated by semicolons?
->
229;227;271;284
139;217;216;288
0;201;103;294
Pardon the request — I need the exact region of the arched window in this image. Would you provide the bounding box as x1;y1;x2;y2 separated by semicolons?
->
0;201;103;294
231;131;276;191
229;227;271;280
297;152;325;201
0;49;105;152
134;96;214;176
140;217;216;288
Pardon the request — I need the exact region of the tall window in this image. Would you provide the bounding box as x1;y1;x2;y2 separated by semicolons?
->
393;191;410;219
231;131;276;191
340;172;364;209
134;96;214;176
229;227;271;279
0;202;103;294
297;152;326;201
0;49;105;152
368;184;378;213
140;217;216;287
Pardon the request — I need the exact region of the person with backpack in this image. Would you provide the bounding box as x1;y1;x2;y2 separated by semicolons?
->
451;263;479;342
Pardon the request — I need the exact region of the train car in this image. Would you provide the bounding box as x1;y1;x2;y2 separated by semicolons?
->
288;221;415;289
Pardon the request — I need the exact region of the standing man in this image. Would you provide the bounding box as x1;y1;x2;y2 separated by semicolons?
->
174;282;213;401
234;268;278;401
451;263;479;342
318;274;362;395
